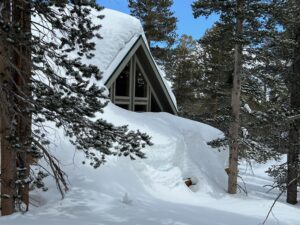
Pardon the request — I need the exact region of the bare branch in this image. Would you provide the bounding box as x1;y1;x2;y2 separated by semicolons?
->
32;139;69;199
262;177;299;225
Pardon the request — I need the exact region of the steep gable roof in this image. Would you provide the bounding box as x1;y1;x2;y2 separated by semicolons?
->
89;8;177;112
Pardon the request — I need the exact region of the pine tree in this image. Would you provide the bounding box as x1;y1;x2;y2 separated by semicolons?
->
166;35;202;116
192;0;284;194
257;0;300;204
194;23;234;132
128;0;177;62
259;0;300;205
0;0;152;215
200;25;285;162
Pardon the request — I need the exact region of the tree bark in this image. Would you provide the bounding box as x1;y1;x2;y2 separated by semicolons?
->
228;0;244;194
0;0;17;215
13;0;32;212
0;0;31;215
286;1;300;204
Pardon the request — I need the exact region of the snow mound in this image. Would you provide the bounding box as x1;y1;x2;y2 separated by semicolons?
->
100;104;227;195
46;103;228;204
2;105;300;225
14;105;225;223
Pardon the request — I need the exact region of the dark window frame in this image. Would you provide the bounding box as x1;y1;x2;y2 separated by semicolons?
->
110;54;163;113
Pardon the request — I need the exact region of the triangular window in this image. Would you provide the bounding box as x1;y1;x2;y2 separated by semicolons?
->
109;55;162;113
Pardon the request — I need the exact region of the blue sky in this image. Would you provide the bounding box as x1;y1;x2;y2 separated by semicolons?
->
96;0;218;40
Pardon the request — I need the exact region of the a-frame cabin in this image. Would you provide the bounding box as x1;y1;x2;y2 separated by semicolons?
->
106;36;177;114
96;9;177;115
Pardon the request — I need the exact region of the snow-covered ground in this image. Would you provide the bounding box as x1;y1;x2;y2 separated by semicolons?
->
1;104;300;225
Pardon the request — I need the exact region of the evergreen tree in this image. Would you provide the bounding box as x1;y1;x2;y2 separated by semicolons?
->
170;23;281;166
200;25;285;162
167;35;202;116
250;0;300;204
192;0;284;194
0;0;152;215
128;0;177;62
193;23;234;132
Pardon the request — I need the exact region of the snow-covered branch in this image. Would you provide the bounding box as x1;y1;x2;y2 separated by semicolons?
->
287;114;300;121
0;3;3;18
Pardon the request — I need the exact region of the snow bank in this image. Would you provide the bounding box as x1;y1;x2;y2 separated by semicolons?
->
99;104;228;197
1;105;300;225
1;104;227;220
45;103;228;202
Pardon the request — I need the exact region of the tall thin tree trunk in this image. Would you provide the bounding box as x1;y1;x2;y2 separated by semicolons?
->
287;122;299;204
228;0;244;194
286;1;300;204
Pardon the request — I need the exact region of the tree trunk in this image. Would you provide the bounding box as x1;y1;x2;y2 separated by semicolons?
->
13;0;32;212
0;0;31;215
228;0;244;194
287;122;299;204
286;2;300;204
0;0;17;215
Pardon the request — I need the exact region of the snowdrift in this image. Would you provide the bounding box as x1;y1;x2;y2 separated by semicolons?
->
1;104;226;221
1;104;300;225
45;103;228;203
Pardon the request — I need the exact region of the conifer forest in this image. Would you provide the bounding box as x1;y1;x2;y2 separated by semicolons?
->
0;1;299;225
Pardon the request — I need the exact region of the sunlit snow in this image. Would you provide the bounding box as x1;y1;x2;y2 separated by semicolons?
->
1;104;299;225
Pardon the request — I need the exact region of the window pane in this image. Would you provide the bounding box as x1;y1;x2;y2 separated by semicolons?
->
116;63;130;96
116;104;129;110
151;94;161;112
134;104;147;112
135;64;147;97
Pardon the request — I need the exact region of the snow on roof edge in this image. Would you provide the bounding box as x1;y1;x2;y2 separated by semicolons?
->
101;34;140;83
98;8;177;110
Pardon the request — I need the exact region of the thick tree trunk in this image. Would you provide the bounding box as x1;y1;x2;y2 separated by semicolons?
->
286;4;300;204
13;0;32;212
0;0;17;215
0;0;31;215
228;0;244;194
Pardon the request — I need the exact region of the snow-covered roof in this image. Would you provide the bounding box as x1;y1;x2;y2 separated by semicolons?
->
89;8;177;109
88;8;144;82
